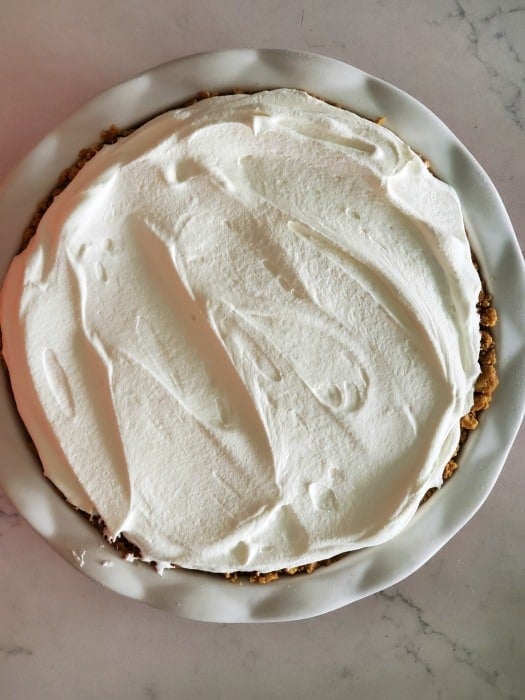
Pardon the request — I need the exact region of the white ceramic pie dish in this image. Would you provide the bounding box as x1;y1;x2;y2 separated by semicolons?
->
0;49;524;623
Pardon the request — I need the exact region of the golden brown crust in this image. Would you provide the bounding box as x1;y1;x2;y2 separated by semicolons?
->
421;289;498;503
5;94;498;584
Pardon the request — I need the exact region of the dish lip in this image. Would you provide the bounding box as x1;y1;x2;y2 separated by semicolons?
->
0;48;524;623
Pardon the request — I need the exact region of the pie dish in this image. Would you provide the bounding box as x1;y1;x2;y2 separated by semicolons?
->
0;49;523;622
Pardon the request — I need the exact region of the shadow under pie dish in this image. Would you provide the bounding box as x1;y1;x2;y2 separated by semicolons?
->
0;51;523;622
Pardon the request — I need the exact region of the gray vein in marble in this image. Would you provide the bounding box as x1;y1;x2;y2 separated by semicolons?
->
0;645;33;658
451;1;525;130
0;492;20;533
338;666;352;679
0;506;19;520
143;686;159;700
481;5;525;24
379;589;518;699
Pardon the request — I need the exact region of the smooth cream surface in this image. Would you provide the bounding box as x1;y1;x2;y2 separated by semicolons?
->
0;89;481;572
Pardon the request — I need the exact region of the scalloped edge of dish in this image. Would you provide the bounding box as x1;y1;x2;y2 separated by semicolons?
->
0;49;524;622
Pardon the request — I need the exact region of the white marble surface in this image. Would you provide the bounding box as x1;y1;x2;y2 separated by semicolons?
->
0;1;523;698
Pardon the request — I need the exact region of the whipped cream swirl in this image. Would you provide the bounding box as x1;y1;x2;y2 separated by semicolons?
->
0;89;481;572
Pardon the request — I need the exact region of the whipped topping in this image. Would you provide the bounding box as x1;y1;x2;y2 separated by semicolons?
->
0;89;481;573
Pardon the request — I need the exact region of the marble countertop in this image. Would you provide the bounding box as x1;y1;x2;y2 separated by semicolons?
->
1;1;523;698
